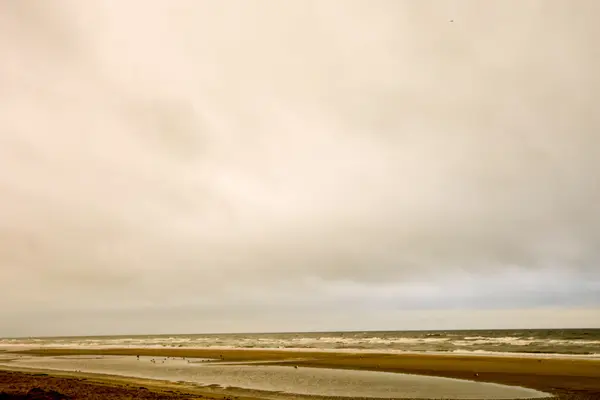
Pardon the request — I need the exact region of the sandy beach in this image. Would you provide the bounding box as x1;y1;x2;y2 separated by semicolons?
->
1;348;599;399
0;369;205;400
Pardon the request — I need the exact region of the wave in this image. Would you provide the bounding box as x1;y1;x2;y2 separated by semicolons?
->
2;330;599;359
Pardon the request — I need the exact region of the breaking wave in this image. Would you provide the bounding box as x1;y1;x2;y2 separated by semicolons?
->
1;329;599;359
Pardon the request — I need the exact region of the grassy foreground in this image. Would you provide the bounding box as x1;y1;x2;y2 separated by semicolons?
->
6;347;600;399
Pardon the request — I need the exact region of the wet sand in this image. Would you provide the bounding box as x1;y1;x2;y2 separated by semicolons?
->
3;348;600;399
0;354;549;399
0;369;204;399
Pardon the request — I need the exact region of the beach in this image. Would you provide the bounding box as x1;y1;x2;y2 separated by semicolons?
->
1;348;599;399
3;0;599;397
0;369;203;400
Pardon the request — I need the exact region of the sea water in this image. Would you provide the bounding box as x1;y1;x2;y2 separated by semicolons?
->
1;329;598;358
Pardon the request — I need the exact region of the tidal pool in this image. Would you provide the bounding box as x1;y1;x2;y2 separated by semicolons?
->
1;355;551;399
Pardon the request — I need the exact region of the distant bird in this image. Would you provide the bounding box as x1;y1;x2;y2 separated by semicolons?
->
474;373;479;377
449;19;454;22
294;365;298;369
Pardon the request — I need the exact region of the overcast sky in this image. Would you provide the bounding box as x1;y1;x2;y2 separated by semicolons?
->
1;0;599;337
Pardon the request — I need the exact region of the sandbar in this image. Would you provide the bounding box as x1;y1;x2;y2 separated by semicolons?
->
2;348;599;399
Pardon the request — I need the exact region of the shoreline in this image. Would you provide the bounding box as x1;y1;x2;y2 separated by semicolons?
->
0;367;239;400
2;346;598;361
2;348;600;399
0;364;553;400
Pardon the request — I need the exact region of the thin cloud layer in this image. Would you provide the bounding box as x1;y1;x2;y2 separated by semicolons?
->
1;0;599;336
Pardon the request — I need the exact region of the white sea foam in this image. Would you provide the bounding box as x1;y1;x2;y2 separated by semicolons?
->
2;331;599;360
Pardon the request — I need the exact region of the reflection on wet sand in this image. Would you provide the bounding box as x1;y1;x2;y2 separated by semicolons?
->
1;355;550;399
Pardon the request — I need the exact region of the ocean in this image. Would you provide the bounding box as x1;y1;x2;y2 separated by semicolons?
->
1;329;599;358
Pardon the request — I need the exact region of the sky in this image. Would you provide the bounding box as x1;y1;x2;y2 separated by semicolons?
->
1;0;599;337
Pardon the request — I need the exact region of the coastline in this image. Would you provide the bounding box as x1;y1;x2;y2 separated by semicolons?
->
1;348;599;399
3;345;599;360
0;367;240;400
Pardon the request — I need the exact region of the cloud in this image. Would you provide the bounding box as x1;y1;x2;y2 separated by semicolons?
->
1;0;599;335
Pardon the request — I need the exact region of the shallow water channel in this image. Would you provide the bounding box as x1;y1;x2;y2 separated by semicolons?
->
0;355;551;399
